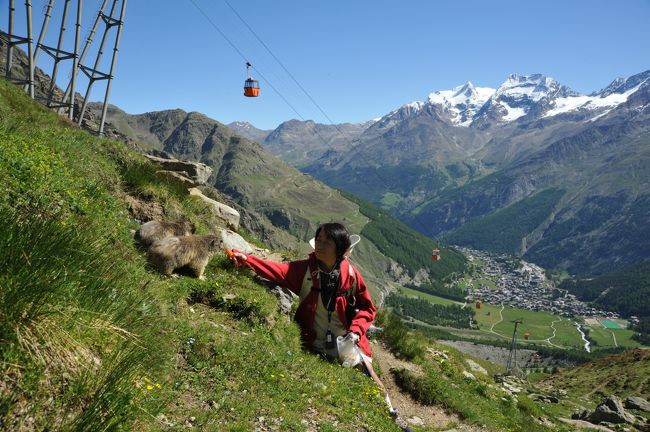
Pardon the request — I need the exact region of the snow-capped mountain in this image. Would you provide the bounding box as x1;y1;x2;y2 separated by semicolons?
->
470;74;580;127
544;70;650;120
375;72;650;130
427;82;495;126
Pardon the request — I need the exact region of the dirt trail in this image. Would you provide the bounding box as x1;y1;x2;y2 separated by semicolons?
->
371;341;486;431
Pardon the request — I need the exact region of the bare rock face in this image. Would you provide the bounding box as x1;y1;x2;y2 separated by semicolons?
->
625;396;650;413
586;395;637;425
188;188;240;229
145;155;213;187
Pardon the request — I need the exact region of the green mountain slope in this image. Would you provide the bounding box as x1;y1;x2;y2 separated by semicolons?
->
0;78;407;431
559;260;650;318
6;77;648;432
93;104;469;297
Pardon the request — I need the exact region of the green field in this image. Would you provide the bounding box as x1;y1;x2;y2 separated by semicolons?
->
585;325;641;349
397;289;642;351
398;286;461;306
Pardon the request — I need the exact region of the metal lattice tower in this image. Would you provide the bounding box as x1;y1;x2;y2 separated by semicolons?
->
1;0;126;135
505;319;523;376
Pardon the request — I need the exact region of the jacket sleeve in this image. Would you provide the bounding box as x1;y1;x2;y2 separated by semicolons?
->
239;253;306;296
348;269;376;338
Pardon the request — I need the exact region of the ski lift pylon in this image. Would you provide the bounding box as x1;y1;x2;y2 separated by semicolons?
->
244;61;260;97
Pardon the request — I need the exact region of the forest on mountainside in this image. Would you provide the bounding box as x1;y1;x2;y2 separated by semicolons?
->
560;260;650;320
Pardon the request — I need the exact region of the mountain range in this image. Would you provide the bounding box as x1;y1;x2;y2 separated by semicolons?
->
230;70;650;277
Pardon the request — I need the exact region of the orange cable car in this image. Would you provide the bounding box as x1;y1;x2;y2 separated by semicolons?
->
475;300;482;309
431;248;441;261
244;61;260;97
524;331;530;340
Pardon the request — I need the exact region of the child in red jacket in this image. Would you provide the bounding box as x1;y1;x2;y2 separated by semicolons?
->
230;222;375;360
230;222;409;429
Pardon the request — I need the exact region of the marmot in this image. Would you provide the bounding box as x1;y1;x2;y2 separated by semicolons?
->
147;234;223;278
135;219;196;247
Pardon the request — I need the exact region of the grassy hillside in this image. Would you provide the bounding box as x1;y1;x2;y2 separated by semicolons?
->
0;78;403;431
6;77;647;432
536;349;650;421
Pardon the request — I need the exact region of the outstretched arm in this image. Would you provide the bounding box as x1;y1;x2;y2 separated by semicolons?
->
230;250;305;295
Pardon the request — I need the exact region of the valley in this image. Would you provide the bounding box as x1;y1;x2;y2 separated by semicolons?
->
392;248;644;353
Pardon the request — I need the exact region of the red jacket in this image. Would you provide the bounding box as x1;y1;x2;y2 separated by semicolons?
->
240;252;376;357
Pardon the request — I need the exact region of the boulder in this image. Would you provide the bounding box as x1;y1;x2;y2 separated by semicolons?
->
462;370;477;380
146;155;213;186
188;188;240;229
465;359;488;375
625;396;650;412
587;395;637;425
218;229;254;254
268;285;296;317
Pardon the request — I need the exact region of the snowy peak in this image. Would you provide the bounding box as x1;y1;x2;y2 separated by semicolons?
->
427;82;495;126
593;70;650;97
374;70;650;131
544;70;650;120
496;73;578;101
470;74;580;124
374;101;425;128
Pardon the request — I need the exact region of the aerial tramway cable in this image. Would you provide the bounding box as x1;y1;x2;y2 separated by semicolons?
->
187;0;443;260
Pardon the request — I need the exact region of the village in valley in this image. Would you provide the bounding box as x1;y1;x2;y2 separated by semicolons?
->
458;247;620;321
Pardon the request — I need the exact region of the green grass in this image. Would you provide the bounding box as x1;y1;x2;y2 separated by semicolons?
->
398;286;461;306
377;313;574;432
0;78;401;431
586;326;641;350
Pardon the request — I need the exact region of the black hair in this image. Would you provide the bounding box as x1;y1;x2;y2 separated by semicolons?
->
315;222;351;258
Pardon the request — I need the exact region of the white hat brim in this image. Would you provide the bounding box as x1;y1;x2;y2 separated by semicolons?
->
309;234;361;254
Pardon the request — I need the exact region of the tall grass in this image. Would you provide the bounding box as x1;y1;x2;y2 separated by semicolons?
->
0;79;168;430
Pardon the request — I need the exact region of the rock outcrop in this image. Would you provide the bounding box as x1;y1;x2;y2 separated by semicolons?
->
188;188;240;229
145;155;213;187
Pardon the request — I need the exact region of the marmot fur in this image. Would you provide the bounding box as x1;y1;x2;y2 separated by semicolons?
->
147;234;223;278
135;219;195;247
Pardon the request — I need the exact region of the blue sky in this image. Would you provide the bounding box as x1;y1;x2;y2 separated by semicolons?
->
3;0;650;129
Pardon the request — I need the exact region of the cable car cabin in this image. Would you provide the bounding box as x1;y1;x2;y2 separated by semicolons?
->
244;78;260;97
475;300;482;309
431;248;441;261
524;332;530;340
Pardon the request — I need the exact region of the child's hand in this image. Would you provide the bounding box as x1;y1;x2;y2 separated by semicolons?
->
226;247;247;267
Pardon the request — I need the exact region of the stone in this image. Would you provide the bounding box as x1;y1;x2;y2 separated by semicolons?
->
146;154;212;186
156;170;202;187
587;395;637;425
462;370;477;380
269;285;296;317
217;228;254;254
465;359;488;375
625;396;650;412
407;416;424;426
188;188;240;229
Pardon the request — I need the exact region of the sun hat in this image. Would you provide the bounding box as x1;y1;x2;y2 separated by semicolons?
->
309;234;361;256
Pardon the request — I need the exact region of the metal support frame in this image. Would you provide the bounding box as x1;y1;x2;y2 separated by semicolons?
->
75;0;126;135
505;319;523;376
58;0;108;114
2;0;35;97
2;0;126;134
